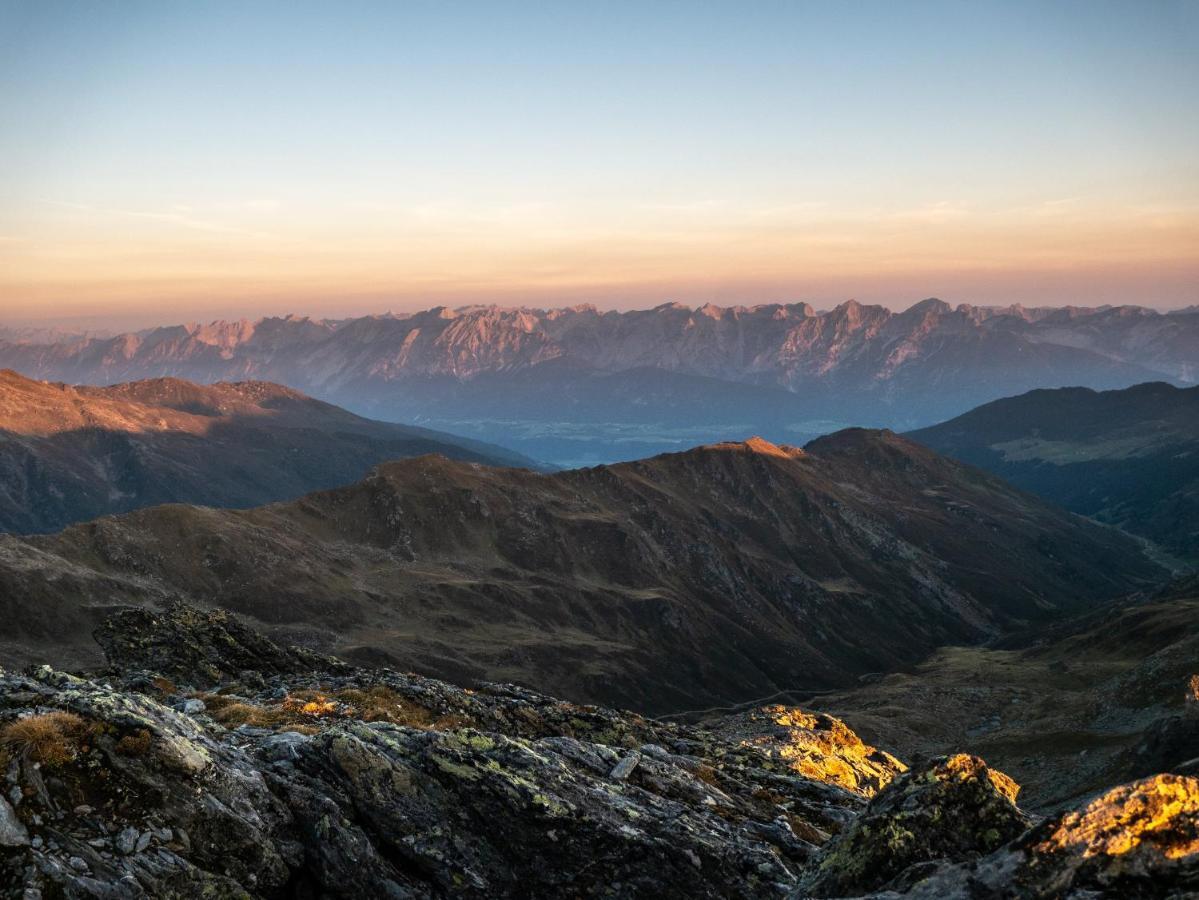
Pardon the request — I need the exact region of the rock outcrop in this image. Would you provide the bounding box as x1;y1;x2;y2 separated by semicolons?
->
878;773;1199;898
713;705;906;797
1;603;1195;898
802;754;1031;896
93;600;348;687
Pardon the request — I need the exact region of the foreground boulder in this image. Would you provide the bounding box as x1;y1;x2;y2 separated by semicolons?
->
0;604;877;898
881;772;1199;898
0;663;865;897
715;705;906;797
802;754;1031;896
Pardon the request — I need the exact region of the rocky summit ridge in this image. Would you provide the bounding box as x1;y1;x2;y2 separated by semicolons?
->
0;601;1194;898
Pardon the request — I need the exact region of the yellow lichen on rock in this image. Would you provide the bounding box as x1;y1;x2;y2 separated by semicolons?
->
1039;773;1199;862
732;705;906;796
937;751;1021;804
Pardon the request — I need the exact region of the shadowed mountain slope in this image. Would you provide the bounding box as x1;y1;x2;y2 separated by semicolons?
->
815;575;1199;810
0;430;1162;714
0;369;536;533
909;381;1199;561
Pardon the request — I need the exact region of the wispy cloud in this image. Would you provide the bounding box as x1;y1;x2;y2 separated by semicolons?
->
637;199;722;213
887;202;969;224
1004;198;1082;218
1031;197;1080;217
39;200;277;239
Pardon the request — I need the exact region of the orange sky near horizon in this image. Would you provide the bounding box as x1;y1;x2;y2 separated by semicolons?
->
3;197;1197;325
3;2;1197;326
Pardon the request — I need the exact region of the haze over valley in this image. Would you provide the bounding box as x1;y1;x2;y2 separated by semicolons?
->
4;298;1195;466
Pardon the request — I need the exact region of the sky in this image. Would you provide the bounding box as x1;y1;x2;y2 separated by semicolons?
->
1;0;1197;326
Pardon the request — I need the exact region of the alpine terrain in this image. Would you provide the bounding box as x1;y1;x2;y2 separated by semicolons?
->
910;381;1199;562
2;301;1195;464
0;369;534;533
0;430;1162;713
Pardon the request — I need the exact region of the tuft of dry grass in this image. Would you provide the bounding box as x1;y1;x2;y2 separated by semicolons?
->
193;685;469;734
0;711;94;767
115;729;153;757
205;698;296;729
333;686;434;726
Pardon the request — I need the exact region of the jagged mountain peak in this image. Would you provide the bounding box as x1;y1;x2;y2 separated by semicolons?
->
902;297;953;316
2;300;1192;466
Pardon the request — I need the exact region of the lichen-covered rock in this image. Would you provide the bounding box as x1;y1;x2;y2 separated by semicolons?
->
802;754;1031;896
0;661;867;898
0;667;296;898
887;773;1199;898
92;599;346;687
0;603;879;898
4;602;1197;899
0;794;28;847
716;705;906;796
1019;773;1199;893
281;722;805;897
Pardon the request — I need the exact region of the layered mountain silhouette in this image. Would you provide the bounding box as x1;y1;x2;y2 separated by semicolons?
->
2;300;1194;464
0;429;1161;713
910;382;1199;562
0;369;534;533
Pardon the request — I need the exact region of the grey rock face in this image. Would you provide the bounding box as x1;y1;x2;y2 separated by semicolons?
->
0;795;29;847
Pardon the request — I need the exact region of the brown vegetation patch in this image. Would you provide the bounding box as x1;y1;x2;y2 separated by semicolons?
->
196;685;467;734
115;729;153;757
0;711;96;767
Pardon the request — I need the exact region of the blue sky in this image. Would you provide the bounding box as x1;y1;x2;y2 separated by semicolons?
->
2;0;1197;324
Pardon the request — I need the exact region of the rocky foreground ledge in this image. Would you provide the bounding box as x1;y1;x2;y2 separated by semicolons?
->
0;603;1195;898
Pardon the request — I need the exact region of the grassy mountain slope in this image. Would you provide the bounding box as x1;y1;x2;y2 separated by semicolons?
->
909;381;1199;561
0;369;536;533
0;430;1162;714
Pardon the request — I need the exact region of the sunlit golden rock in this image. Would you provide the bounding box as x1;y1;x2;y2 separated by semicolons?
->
727;704;906;796
1038;773;1199;867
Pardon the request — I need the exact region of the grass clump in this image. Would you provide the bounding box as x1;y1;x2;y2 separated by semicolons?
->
194;685;469;734
334;686;433;726
115;729;153;757
0;711;95;767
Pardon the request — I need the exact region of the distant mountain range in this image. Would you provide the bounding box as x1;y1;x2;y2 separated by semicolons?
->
0;369;533;533
3;300;1195;465
0;429;1161;713
910;381;1199;563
